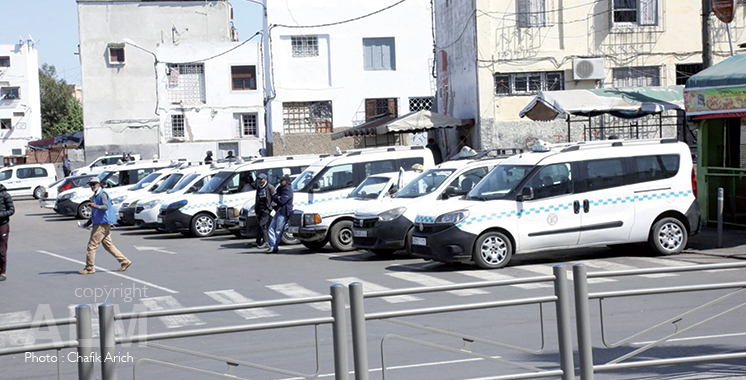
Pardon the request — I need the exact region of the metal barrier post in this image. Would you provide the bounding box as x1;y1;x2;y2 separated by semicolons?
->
75;305;94;380
717;187;724;248
330;284;349;380
349;282;369;380
553;265;575;380
573;264;594;380
99;303;117;380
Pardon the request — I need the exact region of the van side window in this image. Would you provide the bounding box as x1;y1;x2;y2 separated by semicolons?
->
449;167;489;193
33;168;47;177
583;158;625;191
632;154;679;183
317;164;353;192
0;170;11;181
365;160;394;176
16;168;32;179
529;163;573;199
400;157;424;171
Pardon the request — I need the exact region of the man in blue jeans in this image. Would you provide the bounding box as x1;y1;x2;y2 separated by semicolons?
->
266;175;293;254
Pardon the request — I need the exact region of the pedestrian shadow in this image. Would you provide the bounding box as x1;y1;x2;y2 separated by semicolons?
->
38;270;81;276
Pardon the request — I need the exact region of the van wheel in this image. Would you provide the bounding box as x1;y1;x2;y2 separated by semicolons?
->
329;220;354;251
190;213;215;237
76;203;92;219
33;186;44;199
473;231;512;269
302;240;327;250
231;229;245;238
649;217;687;255
281;229;300;245
370;249;396;257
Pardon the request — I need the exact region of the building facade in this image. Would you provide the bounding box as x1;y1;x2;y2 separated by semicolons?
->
0;41;42;160
433;0;744;156
266;0;435;154
77;0;263;162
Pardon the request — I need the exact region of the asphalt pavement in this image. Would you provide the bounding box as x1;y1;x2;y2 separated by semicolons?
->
686;225;746;259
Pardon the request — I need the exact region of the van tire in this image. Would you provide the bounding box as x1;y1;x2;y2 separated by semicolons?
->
190;213;215;237
282;227;300;245
649;217;687;255
329;220;354;251
302;240;327;250
473;231;512;269
76;203;92;219
33;186;44;199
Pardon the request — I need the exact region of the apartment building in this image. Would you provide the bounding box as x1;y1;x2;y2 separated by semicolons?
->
0;41;42;159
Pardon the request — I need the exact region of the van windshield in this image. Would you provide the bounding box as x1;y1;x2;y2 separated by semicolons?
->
292;170;316;192
169;173;200;193
348;176;390;199
130;172;161;191
395;169;455;198
153;173;183;193
294;164;354;193
467;164;532;200
198;170;256;194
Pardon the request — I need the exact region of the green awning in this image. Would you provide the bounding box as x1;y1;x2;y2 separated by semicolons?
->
684;54;746;119
685;54;746;89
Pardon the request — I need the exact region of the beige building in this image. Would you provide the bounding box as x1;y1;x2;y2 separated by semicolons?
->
433;0;745;156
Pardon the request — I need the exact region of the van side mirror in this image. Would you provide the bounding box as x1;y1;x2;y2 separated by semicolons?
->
518;186;534;201
187;186;197;193
388;186;398;195
310;182;321;193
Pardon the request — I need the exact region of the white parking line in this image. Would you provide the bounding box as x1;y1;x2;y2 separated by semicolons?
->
327;277;422;303
266;283;331;311
140;296;205;329
457;270;551;289
386;272;489;296
204;290;279;319
37;250;179;294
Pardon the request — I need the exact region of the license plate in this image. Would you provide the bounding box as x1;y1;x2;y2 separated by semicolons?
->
239;220;245;227
287;226;299;234
412;236;426;246
353;230;367;237
157;217;163;224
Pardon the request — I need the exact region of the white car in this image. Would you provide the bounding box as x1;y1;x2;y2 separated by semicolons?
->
38;174;97;209
70;154;141;177
0;163;57;199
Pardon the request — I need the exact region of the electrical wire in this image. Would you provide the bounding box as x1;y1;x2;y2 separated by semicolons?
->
168;31;262;64
272;0;409;29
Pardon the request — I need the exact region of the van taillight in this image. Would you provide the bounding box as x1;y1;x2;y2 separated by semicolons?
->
691;167;697;198
60;183;72;192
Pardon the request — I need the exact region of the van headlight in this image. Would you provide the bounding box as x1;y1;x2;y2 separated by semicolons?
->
140;200;160;210
112;196;127;205
303;213;322;225
435;210;469;225
378;207;406;221
166;199;188;210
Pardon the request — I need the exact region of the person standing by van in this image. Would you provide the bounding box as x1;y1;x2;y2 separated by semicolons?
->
78;177;132;274
204;151;214;164
254;173;275;248
266;175;293;254
63;155;71;177
0;184;15;281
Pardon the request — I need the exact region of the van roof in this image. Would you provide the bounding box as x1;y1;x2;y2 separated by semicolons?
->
304;146;430;168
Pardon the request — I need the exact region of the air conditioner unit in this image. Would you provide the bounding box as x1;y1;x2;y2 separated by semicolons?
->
573;58;605;80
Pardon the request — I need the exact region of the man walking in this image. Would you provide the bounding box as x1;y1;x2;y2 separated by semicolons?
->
0;184;15;282
62;155;71;177
79;177;132;274
266;175;293;254
254;173;275;248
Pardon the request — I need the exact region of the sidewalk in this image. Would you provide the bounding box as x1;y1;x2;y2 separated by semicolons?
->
684;225;746;259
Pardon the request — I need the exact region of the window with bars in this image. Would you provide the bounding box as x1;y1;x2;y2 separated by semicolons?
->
363;38;396;71
0;87;20;100
231;66;257;90
612;0;658;26
167;63;206;104
612;66;660;87
282;101;333;134
171;114;185;138
365;98;398;121
409;97;434;112
676;63;703;85
236;113;258;137
291;36;319;58
516;0;546;28
494;71;564;96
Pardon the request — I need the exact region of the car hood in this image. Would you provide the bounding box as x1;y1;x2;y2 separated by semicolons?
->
353;198;419;218
413;199;478;224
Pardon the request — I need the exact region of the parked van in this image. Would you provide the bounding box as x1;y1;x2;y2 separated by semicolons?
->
287;170;419;251
70;154;141;176
411;139;701;269
39;174;97;209
55;159;177;219
158;155;322;237
352;156;505;256
0;163;57;198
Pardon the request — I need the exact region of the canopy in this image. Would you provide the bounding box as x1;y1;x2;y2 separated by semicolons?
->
684;54;746;119
331;110;473;140
519;85;685;121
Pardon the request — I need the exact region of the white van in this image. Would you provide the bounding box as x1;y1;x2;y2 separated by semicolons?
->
287;170;419;251
239;146;434;244
411;139;701;269
352;156;505;256
0;163;57;198
157;155;323;237
70;154;141;177
55;159;177;219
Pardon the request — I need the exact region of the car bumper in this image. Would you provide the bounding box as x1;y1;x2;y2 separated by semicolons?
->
239;215;261;238
55;199;81;216
352;216;411;250
291;225;328;242
410;225;476;263
39;198;56;209
217;217;240;229
118;207;137;225
157;210;192;233
685;199;702;235
135;207;160;228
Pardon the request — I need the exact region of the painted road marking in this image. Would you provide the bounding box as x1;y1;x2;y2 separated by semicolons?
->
204;290;279;319
266;283;330;311
327;277;422;303
386;272;489;296
140;296;205;329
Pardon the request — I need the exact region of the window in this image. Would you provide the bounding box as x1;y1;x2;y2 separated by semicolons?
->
291;36;319;57
108;46;125;64
167;63;206;104
516;0;546;28
236;113;258;137
529;163;573;199
171;114;185;138
409;97;434;112
231;66;256;90
0;119;10;130
365;98;398;121
364;161;395;177
13;112;24;117
0;170;10;181
612;66;660;87
0;57;9;67
317;164;354;192
363;37;396;71
1;87;20;100
448;167;491;195
583;158;626;191
676;64;704;85
282;101;333;134
631;154;679;183
494;71;564;95
17;168;47;179
612;0;658;27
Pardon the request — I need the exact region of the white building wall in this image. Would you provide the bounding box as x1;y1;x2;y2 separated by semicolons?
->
267;0;434;134
77;0;246;163
0;42;42;158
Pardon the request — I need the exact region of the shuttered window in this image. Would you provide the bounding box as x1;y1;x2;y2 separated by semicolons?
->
516;0;546;28
363;38;396;71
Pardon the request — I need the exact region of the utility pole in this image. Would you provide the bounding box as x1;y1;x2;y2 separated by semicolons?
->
262;0;274;156
702;0;713;68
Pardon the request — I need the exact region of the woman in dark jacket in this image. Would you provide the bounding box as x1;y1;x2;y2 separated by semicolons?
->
0;184;15;281
266;175;293;254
